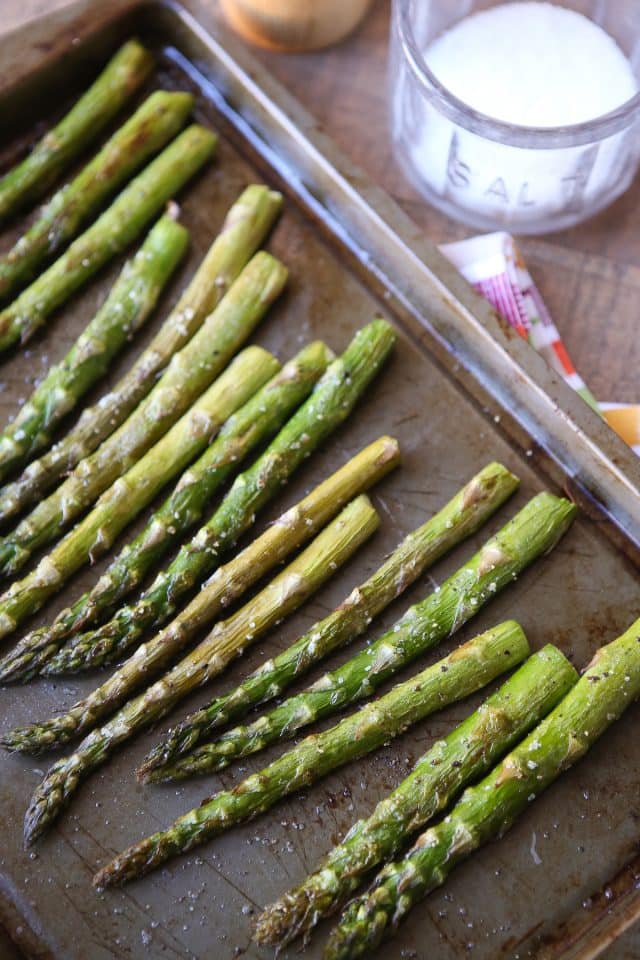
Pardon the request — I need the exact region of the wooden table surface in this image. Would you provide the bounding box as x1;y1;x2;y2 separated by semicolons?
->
5;0;640;406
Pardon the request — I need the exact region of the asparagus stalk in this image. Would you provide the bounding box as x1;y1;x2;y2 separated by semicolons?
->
0;185;283;522
0;341;331;683
93;621;529;887
0;213;188;482
19;496;382;845
142;492;576;784
0;123;217;353
0;91;194;303
0;250;287;585
326;619;640;960
3;437;398;754
27;319;395;673
0;347;278;637
139;461;519;778
0;40;154;222
255;644;577;947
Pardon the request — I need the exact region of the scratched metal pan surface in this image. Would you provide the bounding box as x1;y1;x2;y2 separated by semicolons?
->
0;3;639;959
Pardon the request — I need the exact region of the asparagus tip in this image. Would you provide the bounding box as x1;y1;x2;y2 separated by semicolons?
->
252;895;311;947
23;801;47;848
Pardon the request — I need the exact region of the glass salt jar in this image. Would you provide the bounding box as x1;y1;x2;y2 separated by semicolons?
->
390;0;640;234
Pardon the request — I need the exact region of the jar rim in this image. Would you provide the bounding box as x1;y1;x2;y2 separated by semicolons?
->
394;0;640;148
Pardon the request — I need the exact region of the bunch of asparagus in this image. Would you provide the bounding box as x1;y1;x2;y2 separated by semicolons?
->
138;461;519;777
19;489;384;843
321;617;640;959
0;211;189;479
138;490;576;782
0;250;287;586
0;124;217;354
0;90;194;302
11;484;572;850
94;621;531;887
255;643;579;947
1;39;628;954
0;319;395;681
0;184;282;517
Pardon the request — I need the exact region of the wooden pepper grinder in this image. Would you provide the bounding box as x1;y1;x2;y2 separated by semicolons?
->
221;0;373;52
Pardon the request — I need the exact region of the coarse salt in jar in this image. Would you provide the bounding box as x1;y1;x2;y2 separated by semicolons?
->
390;1;640;233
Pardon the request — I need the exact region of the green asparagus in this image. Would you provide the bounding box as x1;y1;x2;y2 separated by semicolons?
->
19;496;382;844
254;644;577;947
326;617;640;960
0;341;331;683
141;492;576;783
27;319;395;673
139;461;520;778
3;437;399;753
0;347;277;638
0;250;287;585
0;40;154;222
0;90;193;302
93;621;529;887
0;185;283;522
0;213;188;482
0;123;216;353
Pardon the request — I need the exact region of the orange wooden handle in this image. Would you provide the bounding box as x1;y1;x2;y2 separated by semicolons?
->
220;0;373;52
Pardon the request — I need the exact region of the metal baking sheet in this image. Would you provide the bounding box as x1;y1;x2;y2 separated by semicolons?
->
0;3;639;958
